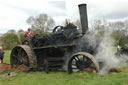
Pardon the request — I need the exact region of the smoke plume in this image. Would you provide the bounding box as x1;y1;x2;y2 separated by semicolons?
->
95;33;119;75
94;32;128;75
79;31;128;75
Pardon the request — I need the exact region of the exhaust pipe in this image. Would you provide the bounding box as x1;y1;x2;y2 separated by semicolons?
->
78;4;88;35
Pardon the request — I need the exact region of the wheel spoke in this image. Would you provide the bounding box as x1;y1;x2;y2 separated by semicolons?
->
82;56;85;66
17;48;22;58
13;54;17;58
71;64;76;66
75;56;80;61
73;58;81;67
83;57;93;68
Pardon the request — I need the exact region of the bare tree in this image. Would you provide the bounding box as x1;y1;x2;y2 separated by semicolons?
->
26;14;55;34
124;20;128;35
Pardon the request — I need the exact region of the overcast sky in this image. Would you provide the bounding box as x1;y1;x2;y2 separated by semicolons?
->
0;0;128;33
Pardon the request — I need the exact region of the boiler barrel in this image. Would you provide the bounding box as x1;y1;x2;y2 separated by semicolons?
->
78;4;88;35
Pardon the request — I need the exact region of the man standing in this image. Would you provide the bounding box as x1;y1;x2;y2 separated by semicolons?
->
0;46;4;64
24;28;34;38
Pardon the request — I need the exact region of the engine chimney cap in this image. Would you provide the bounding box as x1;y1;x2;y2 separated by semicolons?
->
78;3;87;7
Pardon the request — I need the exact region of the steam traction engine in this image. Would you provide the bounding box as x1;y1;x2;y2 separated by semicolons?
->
10;4;99;74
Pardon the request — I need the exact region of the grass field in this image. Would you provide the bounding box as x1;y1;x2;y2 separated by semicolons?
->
0;50;128;85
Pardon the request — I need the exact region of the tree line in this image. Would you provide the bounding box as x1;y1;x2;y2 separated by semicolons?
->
0;13;128;50
0;13;55;50
74;19;128;46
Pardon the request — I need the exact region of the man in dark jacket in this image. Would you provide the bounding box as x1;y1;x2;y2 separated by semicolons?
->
0;46;4;64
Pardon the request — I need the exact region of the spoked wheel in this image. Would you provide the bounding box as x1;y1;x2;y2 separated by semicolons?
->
68;52;99;74
10;45;37;68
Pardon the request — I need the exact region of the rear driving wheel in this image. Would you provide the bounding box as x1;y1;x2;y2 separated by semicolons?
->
10;45;37;68
68;52;99;74
11;46;29;66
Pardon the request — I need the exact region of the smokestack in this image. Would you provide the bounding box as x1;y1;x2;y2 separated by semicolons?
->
78;4;88;35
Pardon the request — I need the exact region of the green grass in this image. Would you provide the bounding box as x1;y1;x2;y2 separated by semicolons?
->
4;50;11;64
0;50;128;85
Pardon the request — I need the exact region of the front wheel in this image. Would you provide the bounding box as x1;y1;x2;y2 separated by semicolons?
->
68;52;99;74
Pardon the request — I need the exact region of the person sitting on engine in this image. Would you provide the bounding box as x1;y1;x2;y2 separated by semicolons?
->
24;28;34;38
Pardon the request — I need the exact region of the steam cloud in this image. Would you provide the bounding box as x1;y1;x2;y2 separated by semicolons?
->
93;32;128;75
79;31;128;75
95;33;119;75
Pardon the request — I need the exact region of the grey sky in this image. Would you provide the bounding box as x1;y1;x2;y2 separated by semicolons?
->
0;0;128;33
